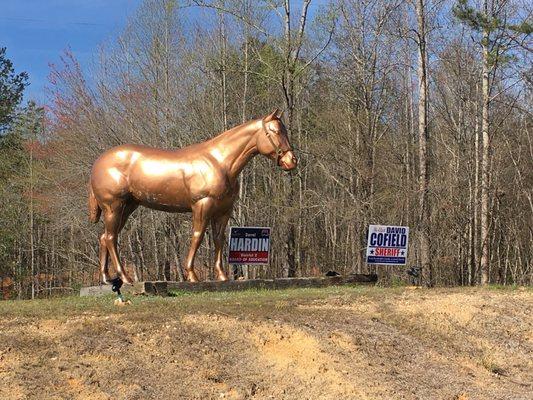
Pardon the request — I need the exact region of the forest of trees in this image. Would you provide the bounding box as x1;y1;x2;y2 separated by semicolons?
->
0;0;531;299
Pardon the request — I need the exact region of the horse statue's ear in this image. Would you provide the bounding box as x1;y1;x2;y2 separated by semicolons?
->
265;108;280;122
275;109;283;119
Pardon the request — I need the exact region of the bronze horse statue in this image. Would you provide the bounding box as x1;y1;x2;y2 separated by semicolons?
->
89;109;297;285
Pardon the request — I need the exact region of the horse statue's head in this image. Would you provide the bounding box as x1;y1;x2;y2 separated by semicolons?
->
257;109;298;171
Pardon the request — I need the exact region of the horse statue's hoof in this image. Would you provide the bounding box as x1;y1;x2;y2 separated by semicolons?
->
114;298;132;306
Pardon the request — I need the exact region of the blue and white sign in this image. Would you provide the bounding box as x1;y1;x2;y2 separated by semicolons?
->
366;225;409;265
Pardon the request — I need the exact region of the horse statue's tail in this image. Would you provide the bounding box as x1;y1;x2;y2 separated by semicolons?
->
88;183;101;223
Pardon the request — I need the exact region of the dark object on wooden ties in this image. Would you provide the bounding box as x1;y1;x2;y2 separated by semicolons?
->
109;276;124;301
407;266;423;286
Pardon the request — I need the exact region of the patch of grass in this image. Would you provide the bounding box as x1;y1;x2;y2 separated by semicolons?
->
487;284;520;291
480;355;507;376
3;285;522;321
0;285;374;319
168;285;371;301
167;289;196;297
390;276;408;287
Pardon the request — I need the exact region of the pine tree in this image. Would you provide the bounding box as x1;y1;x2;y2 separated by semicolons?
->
453;0;532;285
0;47;29;133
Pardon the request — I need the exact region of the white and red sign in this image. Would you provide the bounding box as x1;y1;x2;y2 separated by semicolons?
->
366;225;409;265
228;227;271;265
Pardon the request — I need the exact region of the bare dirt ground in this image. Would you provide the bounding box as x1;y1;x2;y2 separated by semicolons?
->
0;286;531;400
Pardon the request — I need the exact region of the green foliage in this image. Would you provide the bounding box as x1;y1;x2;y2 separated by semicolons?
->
0;54;36;272
0;122;27;265
0;102;45;279
453;0;531;68
453;0;532;35
244;38;286;106
509;20;533;35
0;47;29;133
453;0;489;32
486;50;515;67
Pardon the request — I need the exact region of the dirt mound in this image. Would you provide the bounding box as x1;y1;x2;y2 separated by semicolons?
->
0;287;531;399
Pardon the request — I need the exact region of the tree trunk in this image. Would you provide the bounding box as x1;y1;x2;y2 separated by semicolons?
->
416;0;432;286
472;89;480;284
480;23;491;285
29;132;35;299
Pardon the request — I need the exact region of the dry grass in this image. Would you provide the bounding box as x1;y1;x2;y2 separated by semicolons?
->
0;286;531;399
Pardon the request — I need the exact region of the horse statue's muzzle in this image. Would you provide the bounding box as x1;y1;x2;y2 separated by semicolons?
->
279;150;297;171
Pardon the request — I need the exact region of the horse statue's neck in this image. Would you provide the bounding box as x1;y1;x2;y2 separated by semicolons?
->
208;119;261;180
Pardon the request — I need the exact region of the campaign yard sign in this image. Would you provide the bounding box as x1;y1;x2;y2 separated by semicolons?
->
366;225;409;265
228;227;271;265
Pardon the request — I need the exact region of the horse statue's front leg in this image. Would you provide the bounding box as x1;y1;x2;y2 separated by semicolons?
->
211;213;230;281
185;198;215;282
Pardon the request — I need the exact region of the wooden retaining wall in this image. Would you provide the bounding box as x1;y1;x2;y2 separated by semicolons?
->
80;274;378;297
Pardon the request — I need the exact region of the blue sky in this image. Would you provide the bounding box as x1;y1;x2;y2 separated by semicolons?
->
1;0;329;104
0;0;142;103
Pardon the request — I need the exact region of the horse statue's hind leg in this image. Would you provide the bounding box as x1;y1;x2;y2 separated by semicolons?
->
100;200;138;285
98;232;110;283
